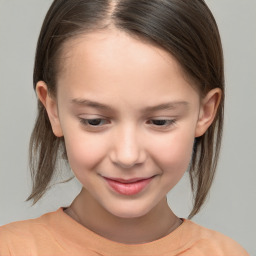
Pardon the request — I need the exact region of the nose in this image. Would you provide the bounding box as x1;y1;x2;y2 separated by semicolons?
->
109;125;146;169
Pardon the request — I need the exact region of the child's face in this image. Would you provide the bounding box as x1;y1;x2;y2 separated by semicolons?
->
39;29;218;218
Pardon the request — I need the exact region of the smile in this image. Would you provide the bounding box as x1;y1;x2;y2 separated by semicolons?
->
103;176;155;196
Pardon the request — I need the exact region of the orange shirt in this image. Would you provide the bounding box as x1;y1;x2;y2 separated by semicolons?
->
0;208;248;256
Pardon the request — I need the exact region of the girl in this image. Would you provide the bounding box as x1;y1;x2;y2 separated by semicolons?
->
0;0;249;255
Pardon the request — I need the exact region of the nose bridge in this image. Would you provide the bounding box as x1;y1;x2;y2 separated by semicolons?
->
110;123;145;168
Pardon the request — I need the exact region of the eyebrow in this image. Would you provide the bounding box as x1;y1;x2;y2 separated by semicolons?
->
71;98;189;113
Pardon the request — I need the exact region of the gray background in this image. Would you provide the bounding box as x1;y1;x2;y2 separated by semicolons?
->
0;0;255;254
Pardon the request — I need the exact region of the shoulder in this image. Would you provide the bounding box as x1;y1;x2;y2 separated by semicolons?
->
180;219;249;255
0;208;62;255
0;219;38;255
0;209;58;237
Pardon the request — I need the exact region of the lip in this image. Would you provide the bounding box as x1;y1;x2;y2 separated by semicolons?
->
103;176;155;196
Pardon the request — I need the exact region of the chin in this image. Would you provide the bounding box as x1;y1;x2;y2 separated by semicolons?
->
106;202;153;219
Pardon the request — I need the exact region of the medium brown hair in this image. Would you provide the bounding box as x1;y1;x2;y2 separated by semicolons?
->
27;0;224;219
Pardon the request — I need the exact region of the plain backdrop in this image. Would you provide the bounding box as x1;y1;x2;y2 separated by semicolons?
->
0;0;255;254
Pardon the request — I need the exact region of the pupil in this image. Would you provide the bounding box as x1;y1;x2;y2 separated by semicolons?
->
89;119;101;126
153;120;166;126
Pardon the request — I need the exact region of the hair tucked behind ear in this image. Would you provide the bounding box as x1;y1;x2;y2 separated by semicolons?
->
27;0;224;219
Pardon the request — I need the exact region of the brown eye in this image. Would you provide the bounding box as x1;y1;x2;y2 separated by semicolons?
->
79;118;108;126
149;119;176;127
152;120;168;126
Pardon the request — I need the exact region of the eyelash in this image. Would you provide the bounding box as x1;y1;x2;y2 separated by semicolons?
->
79;118;109;127
78;118;176;129
147;119;176;127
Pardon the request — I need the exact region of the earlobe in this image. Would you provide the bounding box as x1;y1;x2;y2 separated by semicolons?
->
195;88;222;137
36;81;63;137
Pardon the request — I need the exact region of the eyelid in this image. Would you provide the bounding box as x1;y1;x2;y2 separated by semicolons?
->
78;117;111;127
147;118;177;127
77;116;177;130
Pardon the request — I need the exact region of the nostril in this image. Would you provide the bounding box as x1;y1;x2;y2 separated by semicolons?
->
111;152;147;169
109;147;140;168
113;160;139;169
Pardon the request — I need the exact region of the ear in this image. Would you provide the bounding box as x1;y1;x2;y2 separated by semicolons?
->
195;88;222;137
36;81;63;137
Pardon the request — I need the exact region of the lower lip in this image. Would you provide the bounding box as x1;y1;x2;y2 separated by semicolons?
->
104;177;153;196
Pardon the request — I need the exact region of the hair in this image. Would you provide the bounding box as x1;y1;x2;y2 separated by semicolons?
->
27;0;224;219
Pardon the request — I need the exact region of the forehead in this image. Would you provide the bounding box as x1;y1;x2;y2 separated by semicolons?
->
56;29;199;104
58;29;185;80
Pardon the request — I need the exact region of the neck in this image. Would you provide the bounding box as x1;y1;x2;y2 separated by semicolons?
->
64;188;182;244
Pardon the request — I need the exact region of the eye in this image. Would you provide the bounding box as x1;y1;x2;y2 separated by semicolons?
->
148;119;176;127
79;118;109;127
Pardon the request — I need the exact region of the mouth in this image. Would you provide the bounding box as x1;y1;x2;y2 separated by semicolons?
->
103;176;155;196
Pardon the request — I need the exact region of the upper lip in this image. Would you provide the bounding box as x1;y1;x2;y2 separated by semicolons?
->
103;176;155;184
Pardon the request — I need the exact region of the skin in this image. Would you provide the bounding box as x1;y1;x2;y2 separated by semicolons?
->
37;29;221;244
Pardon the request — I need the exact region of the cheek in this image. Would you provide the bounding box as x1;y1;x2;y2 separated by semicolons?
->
149;131;195;194
149;130;195;175
63;127;108;177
